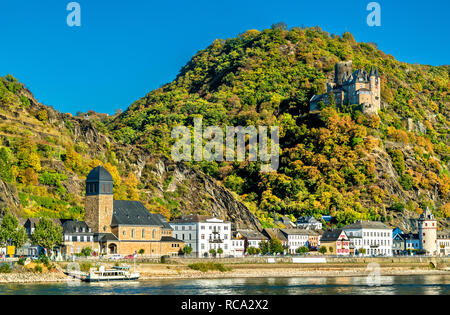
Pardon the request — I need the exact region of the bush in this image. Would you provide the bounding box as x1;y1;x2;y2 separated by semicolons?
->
160;255;169;264
34;264;43;273
188;262;232;272
80;262;92;272
17;258;25;266
0;263;12;273
38;254;51;267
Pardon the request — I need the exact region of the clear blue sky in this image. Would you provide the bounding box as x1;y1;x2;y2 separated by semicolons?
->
0;0;448;115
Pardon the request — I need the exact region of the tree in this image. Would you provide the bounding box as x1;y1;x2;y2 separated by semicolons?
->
328;246;334;254
358;248;366;255
269;238;284;255
246;247;257;255
296;246;309;255
259;240;270;255
319;246;327;254
183;246;192;256
209;249;216;257
138;249;145;256
0;213;27;249
31;218;63;256
217;247;223;257
80;246;93;257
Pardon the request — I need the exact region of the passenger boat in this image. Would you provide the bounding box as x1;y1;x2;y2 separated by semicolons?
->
84;265;140;282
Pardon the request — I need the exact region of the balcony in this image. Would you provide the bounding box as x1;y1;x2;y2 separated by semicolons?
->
209;237;223;243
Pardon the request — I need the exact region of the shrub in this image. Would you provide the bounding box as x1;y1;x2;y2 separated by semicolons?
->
188;262;232;272
80;262;92;272
160;255;169;264
0;263;12;273
17;258;25;266
34;264;43;273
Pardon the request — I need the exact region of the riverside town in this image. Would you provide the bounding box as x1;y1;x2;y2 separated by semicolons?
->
0;0;448;299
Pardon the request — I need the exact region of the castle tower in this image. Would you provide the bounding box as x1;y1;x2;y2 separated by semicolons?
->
418;207;437;255
334;61;353;86
369;67;381;113
84;166;114;234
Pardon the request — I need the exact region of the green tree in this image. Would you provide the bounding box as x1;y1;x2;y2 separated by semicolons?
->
269;238;284;255
0;147;13;183
0;213;28;249
319;246;327;254
259;240;270;255
296;246;309;255
80;246;93;257
182;246;192;255
138;249;145;256
209;249;216;257
217;247;223;257
246;246;256;255
31;218;63;256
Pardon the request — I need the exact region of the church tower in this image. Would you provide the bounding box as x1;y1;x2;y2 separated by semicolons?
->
84;166;114;234
418;207;437;255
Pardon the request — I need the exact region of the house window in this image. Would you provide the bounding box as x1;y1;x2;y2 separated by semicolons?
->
152;230;156;239
102;184;105;193
131;229;135;238
142;229;145;238
123;230;126;236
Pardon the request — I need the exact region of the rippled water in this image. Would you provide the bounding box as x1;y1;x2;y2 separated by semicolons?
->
0;275;449;295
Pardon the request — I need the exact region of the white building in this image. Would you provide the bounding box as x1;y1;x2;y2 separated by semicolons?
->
296;216;322;230
280;229;309;254
170;215;232;257
343;221;393;256
437;233;450;256
235;230;268;251
230;237;245;257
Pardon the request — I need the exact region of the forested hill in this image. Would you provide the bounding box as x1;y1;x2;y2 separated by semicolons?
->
0;75;262;230
108;26;449;231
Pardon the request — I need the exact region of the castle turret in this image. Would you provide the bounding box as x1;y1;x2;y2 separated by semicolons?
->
369;66;381;114
84;166;114;234
334;61;353;86
418;207;437;255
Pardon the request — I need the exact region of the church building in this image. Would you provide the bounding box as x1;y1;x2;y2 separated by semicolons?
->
61;166;184;257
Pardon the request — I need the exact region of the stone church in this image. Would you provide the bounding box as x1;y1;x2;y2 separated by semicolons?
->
61;166;184;257
310;60;381;115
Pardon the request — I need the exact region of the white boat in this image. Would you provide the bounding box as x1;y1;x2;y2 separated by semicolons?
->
85;265;140;282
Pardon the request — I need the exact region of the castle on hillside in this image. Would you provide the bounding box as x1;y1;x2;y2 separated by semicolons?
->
310;61;381;115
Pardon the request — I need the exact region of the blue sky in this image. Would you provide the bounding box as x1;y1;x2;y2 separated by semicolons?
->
0;0;448;115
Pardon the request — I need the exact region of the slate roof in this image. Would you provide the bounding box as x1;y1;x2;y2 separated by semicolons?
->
111;200;173;228
170;214;215;224
161;236;184;243
237;229;268;241
262;228;288;242
60;220;93;234
86;166;113;182
320;229;347;242
343;221;391;230
95;233;119;242
297;216;319;224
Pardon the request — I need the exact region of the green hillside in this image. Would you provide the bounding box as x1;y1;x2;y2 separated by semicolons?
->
108;26;449;228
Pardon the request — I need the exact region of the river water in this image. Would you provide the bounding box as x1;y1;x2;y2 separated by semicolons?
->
0;275;449;295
